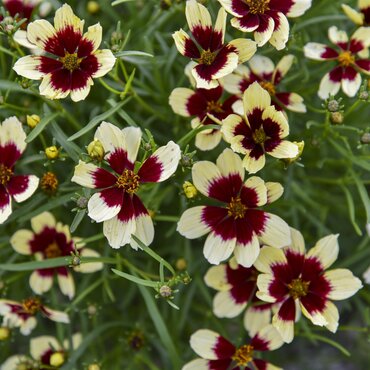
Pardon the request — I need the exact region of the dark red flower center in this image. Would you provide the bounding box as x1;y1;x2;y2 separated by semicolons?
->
21;297;41;315
252;127;267;144
246;0;270;14
337;51;355;67
116;169;140;194
0;163;13;185
199;50;216;65
45;241;62;258
60;52;82;72
207;100;224;113
227;196;247;219
260;81;276;96
287;278;310;299
232;344;254;366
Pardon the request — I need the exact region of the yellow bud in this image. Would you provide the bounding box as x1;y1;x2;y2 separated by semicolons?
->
26;114;40;128
183;181;197;199
175;258;187;271
330;111;344;125
45;146;59;160
50;352;65;367
0;327;10;340
282;141;304;165
88;364;101;370
87;139;105;161
87;1;100;14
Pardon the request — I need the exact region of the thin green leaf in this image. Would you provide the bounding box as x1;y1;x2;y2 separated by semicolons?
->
112;268;158;287
177;124;220;148
115;50;153;58
0;257;70;271
351;170;370;223
112;0;135;5
69;210;86;233
300;333;351;357
49;122;80;162
26;112;60;143
340;184;362;236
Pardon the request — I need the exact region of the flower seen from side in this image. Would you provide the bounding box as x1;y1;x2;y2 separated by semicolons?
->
183;325;283;370
304;26;370;99
0;116;39;224
222;54;306;113
204;258;275;336
173;0;256;89
342;0;370;26
13;4;116;101
0;297;69;336
221;82;299;174
10;211;103;299
218;0;312;50
254;228;363;343
72;121;181;249
177;148;291;267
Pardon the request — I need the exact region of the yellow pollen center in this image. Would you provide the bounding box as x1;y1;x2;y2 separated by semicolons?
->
337;51;355;67
21;297;42;315
287;278;310;300
232;344;254;366
0;164;13;185
227;196;247;219
116;169;140;194
199;50;216;65
40;171;59;194
60;52;82;72
252;127;267;144
45;241;62;258
246;0;270;14
259;81;276;95
206;100;223;113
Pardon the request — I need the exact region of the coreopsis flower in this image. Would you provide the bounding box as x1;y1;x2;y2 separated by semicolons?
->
177;148;290;267
304;26;370;99
222;82;298;174
204;258;275;336
10;211;103;299
218;0;312;50
0;297;69;335
342;0;370;26
169;84;239;151
0;116;39;224
173;0;256;89
1;0;38;23
2;333;81;369
254;228;363;343
183;325;283;370
222;54;306;113
72;121;181;249
13;4;116;102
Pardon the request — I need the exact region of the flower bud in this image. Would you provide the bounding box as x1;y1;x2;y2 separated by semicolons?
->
159;285;172;298
76;196;88;209
87;1;100;14
45;146;59;160
50;352;65;367
0;327;10;340
26;114;40;128
330;111;344;125
183;181;197;199
88;364;101;370
361;132;370;144
175;258;187;271
359;90;369;101
327;99;340;112
87;139;105;161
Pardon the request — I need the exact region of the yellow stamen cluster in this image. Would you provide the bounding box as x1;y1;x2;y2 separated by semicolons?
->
60;52;82;72
287;278;310;299
116;169;140;194
260;81;276;96
45;241;62;259
0;164;13;185
246;0;270;15
21;297;42;315
252;127;267;144
227;196;247;219
206;100;224;113
232;344;254;366
40;171;59;195
199;50;216;65
337;51;355;67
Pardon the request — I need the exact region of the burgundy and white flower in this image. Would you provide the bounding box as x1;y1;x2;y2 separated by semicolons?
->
0;297;69;336
342;0;370;26
1;0;39;25
218;0;312;50
72;121;181;249
13;4;116;102
304;26;370;99
169;84;239;151
173;0;256;89
222;82;298;174
10;211;103;299
222;54;306;113
1;333;81;370
183;326;283;370
177;148;291;267
0;116;39;224
254;228;363;343
204;258;276;336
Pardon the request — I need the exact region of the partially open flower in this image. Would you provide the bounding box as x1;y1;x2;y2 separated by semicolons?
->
13;4;116;101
